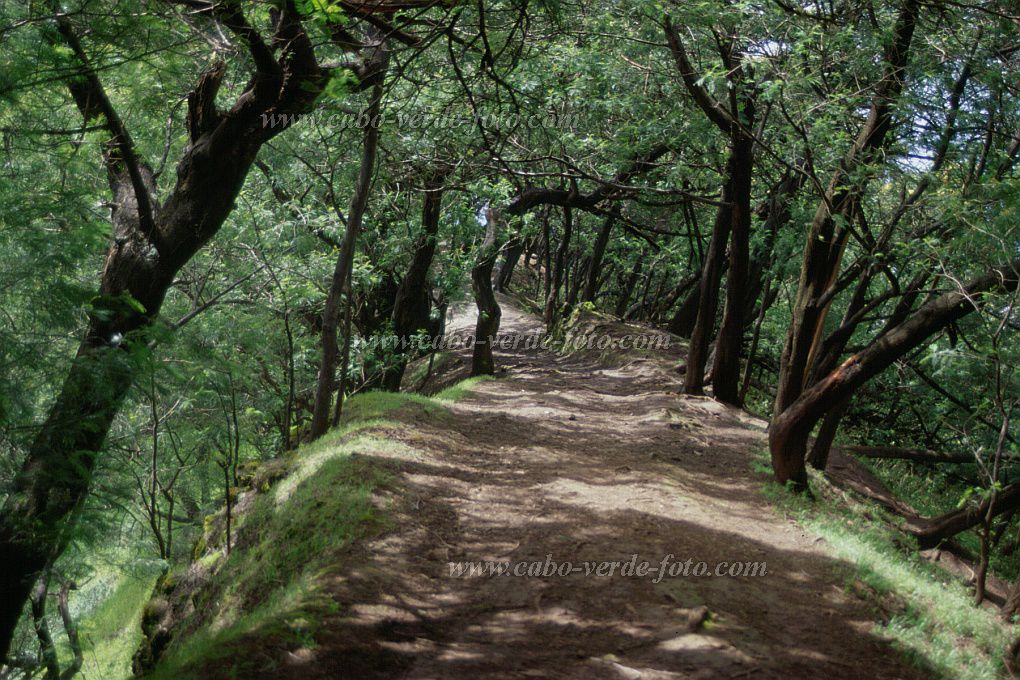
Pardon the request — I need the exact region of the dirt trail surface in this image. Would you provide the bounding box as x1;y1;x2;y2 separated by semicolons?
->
284;298;920;679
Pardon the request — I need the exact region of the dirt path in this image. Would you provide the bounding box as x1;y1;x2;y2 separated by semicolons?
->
283;299;920;679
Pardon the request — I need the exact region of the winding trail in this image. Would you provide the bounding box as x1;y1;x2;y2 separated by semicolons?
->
285;298;919;679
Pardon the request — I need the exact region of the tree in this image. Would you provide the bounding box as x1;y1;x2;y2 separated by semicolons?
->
769;259;1020;489
0;0;433;656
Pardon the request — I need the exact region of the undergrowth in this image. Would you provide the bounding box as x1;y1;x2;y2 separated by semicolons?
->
145;380;485;679
757;450;1016;679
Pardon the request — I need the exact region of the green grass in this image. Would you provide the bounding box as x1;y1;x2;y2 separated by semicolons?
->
406;350;457;386
78;573;162;678
147;452;389;680
338;389;447;423
64;559;162;679
144;382;487;679
434;375;492;401
759;451;1015;679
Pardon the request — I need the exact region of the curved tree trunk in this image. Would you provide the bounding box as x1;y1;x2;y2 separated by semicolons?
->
769;258;1020;489
907;482;1020;550
774;0;920;414
310;55;388;438
472;210;502;376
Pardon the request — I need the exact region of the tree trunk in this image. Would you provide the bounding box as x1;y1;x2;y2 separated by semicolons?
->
769;258;1020;489
664;19;756;398
806;397;852;470
331;268;354;427
31;572;59;679
382;173;445;391
615;252;645;318
542;209;552;303
907;482;1020;550
56;577;82;680
668;276;702;337
774;0;920;414
582;216;616;302
683;193;731;394
310;59;388;438
544;206;573;327
472;209;502;376
837;444;975;465
710;126;755;405
496;237;524;293
566;252;583;312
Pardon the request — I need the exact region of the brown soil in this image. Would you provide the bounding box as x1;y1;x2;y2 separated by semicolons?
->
271;298;923;679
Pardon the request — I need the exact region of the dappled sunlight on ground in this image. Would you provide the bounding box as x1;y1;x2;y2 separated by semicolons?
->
274;298;923;679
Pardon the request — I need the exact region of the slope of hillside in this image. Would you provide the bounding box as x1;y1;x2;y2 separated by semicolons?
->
136;297;1012;679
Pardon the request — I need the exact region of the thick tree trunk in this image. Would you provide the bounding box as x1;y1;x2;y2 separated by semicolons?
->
381;174;445;391
774;0;920;414
769;258;1020;489
472;210;502;376
710;127;755;405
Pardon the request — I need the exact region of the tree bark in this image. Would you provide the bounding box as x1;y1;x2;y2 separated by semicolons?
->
668;277;702;337
774;0;921;414
582;216;616;302
664;18;755;400
769;258;1020;489
907;482;1020;550
615;252;645;318
381;172;445;391
55;577;82;680
834;444;975;465
472;209;502;376
495;237;524;293
30;573;59;680
0;3;390;654
544;206;574;327
710;127;755;405
309;47;388;438
683;200;730;394
807;397;852;470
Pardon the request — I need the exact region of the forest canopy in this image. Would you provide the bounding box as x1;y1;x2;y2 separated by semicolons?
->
0;0;1019;676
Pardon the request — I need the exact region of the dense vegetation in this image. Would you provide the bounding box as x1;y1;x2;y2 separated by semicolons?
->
1;0;1018;676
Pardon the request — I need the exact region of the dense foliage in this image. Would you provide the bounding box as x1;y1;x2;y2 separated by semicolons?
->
0;0;1018;675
